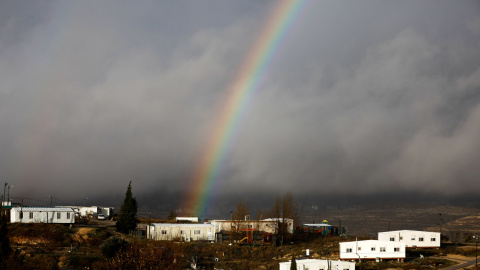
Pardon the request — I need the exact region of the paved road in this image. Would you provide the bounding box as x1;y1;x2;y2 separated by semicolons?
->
433;257;478;269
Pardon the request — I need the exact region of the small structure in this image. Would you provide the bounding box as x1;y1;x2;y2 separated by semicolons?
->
340;239;406;261
147;223;215;242
279;259;355;270
378;230;441;248
175;217;199;223
10;207;75;224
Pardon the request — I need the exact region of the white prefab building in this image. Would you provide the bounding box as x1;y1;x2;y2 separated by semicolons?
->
10;207;75;224
210;218;294;234
61;206;113;218
147;223;215;242
279;259;355;270
340;240;406;261
378;230;441;248
176;217;199;223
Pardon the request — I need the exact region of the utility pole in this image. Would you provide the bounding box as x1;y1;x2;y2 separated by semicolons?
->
230;210;233;245
7;185;12;204
49;195;52;207
21;197;23;223
3;182;7;206
439;213;443;243
84;197;88;206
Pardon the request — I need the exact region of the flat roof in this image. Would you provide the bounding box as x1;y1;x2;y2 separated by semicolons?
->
340;239;394;244
378;230;440;234
11;207;75;212
151;223;214;228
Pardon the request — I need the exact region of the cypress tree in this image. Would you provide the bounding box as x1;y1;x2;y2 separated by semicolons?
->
116;181;139;234
290;255;297;270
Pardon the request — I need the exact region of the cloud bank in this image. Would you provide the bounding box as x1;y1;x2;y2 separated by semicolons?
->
1;1;479;209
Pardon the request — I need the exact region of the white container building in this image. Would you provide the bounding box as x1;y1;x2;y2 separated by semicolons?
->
176;217;199;223
339;240;406;261
279;259;355;270
147;223;215;242
378;230;441;248
57;206;113;219
209;218;294;234
10;207;75;224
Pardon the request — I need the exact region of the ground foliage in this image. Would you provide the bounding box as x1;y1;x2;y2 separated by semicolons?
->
3;219;478;269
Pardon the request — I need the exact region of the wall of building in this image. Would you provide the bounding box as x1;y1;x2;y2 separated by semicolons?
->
340;240;405;260
210;218;294;234
378;230;441;248
10;207;75;224
176;217;199;222
147;223;215;242
97;207;113;218
279;259;355;270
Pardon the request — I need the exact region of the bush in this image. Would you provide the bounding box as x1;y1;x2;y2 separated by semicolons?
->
100;236;128;258
66;253;101;269
108;241;186;270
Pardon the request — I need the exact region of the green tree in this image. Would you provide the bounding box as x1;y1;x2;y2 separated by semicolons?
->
116;181;139;234
0;212;11;265
290;255;297;270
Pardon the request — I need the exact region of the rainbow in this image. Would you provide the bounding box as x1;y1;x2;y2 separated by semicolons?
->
183;0;308;218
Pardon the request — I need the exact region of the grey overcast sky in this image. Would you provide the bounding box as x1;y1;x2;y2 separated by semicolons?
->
1;1;480;209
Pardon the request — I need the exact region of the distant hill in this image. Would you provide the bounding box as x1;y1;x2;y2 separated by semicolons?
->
301;202;480;240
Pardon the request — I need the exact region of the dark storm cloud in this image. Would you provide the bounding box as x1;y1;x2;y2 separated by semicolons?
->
1;1;479;208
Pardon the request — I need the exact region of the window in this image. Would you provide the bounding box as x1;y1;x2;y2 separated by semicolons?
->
67;213;70;219
380;247;386;252
411;236;416;241
20;212;23;219
57;213;61;219
194;230;200;235
394;247;400;252
161;230;168;235
248;225;253;229
358;247;361;251
371;247;376;251
399;236;403;240
29;212;33;219
180;230;186;235
431;237;436;242
419;237;424;242
346;248;352;253
390;237;395;241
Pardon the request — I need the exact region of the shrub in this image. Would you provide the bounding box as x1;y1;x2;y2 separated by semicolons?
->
100;236;127;258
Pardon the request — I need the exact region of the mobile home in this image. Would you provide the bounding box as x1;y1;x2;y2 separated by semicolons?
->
279;259;355;270
147;223;215;242
378;230;441;248
10;207;75;224
340;240;406;261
